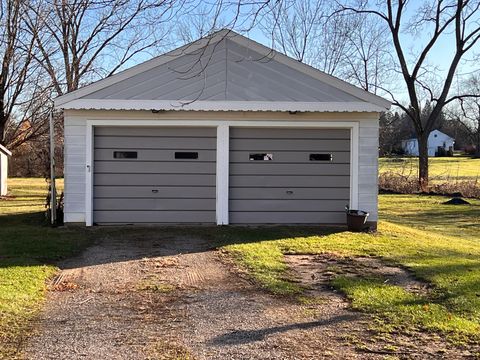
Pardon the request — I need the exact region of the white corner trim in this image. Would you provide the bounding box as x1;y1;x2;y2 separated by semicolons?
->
85;122;94;226
83;118;360;225
216;124;229;225
350;124;360;210
59;99;386;113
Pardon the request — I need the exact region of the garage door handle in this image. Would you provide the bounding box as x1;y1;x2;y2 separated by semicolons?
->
286;190;293;195
152;189;158;193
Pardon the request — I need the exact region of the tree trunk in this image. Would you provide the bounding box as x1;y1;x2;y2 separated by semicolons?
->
475;131;480;158
0;110;6;146
418;133;429;192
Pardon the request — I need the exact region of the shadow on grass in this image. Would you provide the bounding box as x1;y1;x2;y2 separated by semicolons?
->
0;212;91;267
0;211;346;269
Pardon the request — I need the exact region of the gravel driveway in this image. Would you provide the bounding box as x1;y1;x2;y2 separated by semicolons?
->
21;229;463;359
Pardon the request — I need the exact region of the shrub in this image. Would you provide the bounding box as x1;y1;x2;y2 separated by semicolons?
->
379;172;480;198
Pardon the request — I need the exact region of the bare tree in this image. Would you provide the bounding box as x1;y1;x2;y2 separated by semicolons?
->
340;14;394;94
456;73;480;157
174;2;228;44
262;1;351;75
259;1;394;94
0;0;53;149
28;0;183;96
338;0;480;190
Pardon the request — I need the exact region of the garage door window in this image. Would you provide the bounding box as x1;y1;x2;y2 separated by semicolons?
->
113;151;137;159
309;153;332;161
249;153;273;161
175;152;199;159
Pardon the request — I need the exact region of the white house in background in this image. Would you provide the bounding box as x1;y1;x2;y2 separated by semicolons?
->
402;130;455;157
0;144;12;196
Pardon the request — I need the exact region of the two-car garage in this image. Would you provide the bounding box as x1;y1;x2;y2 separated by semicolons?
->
57;30;389;226
92;126;350;225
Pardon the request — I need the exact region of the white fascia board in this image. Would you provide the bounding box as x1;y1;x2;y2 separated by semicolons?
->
0;144;12;156
59;99;386;113
224;31;392;110
54;31;229;107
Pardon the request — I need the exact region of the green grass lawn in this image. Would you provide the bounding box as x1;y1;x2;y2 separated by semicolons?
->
1;178;480;355
219;194;480;343
379;156;480;182
0;178;90;358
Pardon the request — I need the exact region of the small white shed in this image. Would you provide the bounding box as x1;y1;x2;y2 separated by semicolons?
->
55;29;391;227
0;144;12;196
402;130;455;157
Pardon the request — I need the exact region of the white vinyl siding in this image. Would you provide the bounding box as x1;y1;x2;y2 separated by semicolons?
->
63;114;87;223
358;119;379;221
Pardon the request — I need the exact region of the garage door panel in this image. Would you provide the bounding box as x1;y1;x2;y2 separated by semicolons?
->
229;127;350;224
94;198;215;211
94;161;215;174
94;211;215;224
230;175;350;187
95;127;216;137
230;200;348;212
95;136;216;149
230;212;346;224
229;187;349;200
95;173;215;186
230;138;350;151
230;128;350;139
230;163;350;176
94;149;216;162
93;126;216;224
94;186;215;199
230;150;350;163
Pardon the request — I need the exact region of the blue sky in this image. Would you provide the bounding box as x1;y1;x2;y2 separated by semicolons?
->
126;1;479;105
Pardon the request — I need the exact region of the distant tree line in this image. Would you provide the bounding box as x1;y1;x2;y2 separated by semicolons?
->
2;0;480;185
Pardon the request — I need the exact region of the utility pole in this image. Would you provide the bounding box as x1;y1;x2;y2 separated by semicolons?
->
49;111;56;225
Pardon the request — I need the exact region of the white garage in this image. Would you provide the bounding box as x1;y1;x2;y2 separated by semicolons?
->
55;29;390;227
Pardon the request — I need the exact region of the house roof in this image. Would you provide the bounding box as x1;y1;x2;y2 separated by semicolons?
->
0;144;11;156
55;29;392;113
404;130;455;142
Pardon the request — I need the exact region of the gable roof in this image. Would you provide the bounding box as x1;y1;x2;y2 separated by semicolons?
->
0;144;11;156
55;29;391;113
403;130;455;143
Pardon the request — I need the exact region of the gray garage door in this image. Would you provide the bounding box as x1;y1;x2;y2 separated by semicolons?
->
229;128;350;224
93;127;216;224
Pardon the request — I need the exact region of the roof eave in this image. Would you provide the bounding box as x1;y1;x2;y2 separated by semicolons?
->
0;144;12;156
58;99;387;113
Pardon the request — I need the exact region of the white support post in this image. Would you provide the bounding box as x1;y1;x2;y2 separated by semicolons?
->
216;124;229;225
85;122;94;226
350;123;360;210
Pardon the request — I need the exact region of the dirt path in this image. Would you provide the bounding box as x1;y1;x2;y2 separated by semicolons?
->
22;231;466;359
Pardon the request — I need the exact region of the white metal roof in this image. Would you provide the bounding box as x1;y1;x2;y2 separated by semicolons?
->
55;29;391;113
0;144;11;156
403;130;455;143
